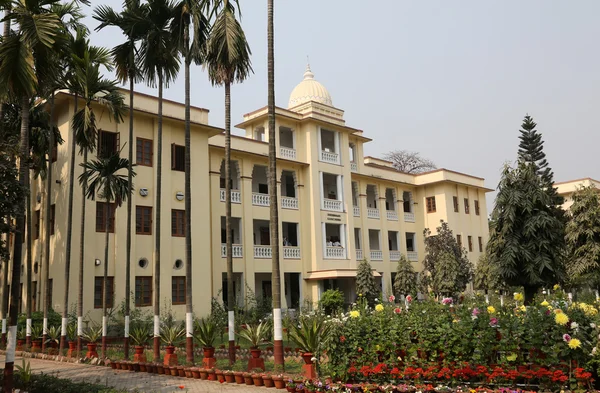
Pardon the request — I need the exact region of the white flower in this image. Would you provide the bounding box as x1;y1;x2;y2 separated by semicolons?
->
591;323;596;329
542;290;547;294
571;322;579;330
311;357;317;362
593;347;598;355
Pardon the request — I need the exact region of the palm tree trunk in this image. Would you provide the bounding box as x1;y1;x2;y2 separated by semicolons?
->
124;64;135;361
25;174;32;349
153;71;164;362
184;54;194;364
102;195;110;359
225;81;235;365
77;148;87;356
267;0;283;368
3;94;29;393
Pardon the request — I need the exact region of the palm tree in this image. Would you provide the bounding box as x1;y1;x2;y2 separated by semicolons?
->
205;0;252;365
79;152;135;359
266;0;283;367
94;0;148;359
171;0;209;364
138;0;180;361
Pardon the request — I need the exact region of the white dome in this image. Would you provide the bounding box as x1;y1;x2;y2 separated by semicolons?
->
288;64;333;108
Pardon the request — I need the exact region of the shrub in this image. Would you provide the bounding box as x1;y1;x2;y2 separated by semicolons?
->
318;289;344;315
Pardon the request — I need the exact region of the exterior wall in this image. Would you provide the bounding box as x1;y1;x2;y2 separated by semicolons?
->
556;178;600;211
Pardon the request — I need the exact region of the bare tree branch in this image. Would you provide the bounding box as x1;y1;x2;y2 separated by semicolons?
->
383;150;437;174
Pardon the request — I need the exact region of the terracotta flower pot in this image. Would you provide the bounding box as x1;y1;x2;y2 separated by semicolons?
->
224;372;235;383
177;366;185;378
301;352;314;365
216;370;225;383
157;364;165;374
86;343;99;359
164;345;178;366
132;362;140;372
67;341;77;358
185;367;193;378
263;374;274;388
16;339;24;351
139;363;147;372
203;347;215;358
170;366;179;376
199;368;208;380
127;362;134;371
133;345;147;363
244;373;254;385
273;376;285;389
111;360;118;370
31;340;42;353
191;367;201;379
250;348;262;358
252;374;264;387
234;371;245;384
207;369;217;381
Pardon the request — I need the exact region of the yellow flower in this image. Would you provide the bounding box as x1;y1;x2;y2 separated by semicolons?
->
452;319;458;323
553;284;560;290
375;304;384;312
506;353;517;361
514;293;524;302
375;344;381;351
350;310;360;318
541;300;549;307
487;306;496;314
568;338;582;349
555;312;569;326
519;305;527;312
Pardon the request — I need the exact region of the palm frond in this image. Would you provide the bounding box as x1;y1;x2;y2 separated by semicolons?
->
0;34;37;99
78;152;135;207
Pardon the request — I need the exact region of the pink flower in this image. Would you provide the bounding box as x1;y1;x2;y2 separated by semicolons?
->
389;295;396;302
489;317;498;327
563;334;571;342
406;295;413;303
394;307;402;314
442;297;453;305
472;308;480;316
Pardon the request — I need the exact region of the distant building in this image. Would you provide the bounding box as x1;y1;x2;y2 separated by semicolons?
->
555;178;600;210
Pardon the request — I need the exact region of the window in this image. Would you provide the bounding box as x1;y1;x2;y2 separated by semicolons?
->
50;205;55;235
426;196;436;213
95;202;116;233
478;236;483;252
453;196;459;213
172;277;186;305
136;206;152;235
171;144;185;171
457;234;462;247
464;198;470;214
171;209;186;237
47;279;53;309
136;138;153;166
135;276;152;307
474;200;480;216
468;236;473;252
94;276;114;308
98;130;119;158
34;209;40;240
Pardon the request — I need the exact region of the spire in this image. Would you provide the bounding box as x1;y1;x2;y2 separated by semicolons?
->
303;63;314;80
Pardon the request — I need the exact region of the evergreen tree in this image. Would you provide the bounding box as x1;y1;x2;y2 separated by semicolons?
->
421;221;473;297
565;185;600;288
356;258;378;306
393;254;417;297
487;162;565;304
474;254;503;294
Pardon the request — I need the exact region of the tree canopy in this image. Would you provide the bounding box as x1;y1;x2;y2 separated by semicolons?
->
393;254;417;297
356;258;378;306
382;150;436;174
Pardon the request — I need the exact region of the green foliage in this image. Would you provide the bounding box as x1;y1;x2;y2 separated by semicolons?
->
318;289;344;315
81;325;102;343
30;325;43;340
474;254;504;293
18;310;61;329
15;359;32;390
393;254;417;297
238;321;270;348
0;372;113;393
129;324;151;346
565;185;600;288
289;317;332;354
356;258;379;306
45;325;61;344
160;324;184;346
194;318;217;348
66;323;77;342
421;221;473;297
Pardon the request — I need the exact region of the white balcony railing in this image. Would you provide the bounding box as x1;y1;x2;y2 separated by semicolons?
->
221;244;243;258
356;249;363;260
325;246;345;259
407;251;418;261
353;206;360;217
323;199;343;212
281;196;298;210
220;189;241;204
252;193;270;207
404;212;415;222
320;150;339;164
283;246;301;259
386;210;398;221
280;146;296;160
254;245;272;259
350;162;358;172
367;207;380;219
370;250;383;261
389;250;401;261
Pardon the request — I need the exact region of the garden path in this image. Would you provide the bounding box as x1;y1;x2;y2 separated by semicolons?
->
0;355;263;393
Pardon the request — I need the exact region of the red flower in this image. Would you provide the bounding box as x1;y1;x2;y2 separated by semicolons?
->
340;336;346;343
394;307;402;314
178;386;185;390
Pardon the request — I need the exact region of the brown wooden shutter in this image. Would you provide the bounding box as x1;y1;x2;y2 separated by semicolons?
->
171;143;176;170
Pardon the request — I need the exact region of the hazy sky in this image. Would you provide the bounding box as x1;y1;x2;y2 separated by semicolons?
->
83;1;600;209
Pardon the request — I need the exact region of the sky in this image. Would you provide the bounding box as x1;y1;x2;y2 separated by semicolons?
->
82;0;600;209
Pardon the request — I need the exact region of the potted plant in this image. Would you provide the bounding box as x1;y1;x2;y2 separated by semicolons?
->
223;369;235;383
191;367;201;379
194;318;217;368
273;374;286;389
177;365;185;377
82;325;102;359
252;370;264;386
238;322;269;371
16;328;25;351
243;372;254;385
263;373;274;388
169;365;178;376
160;324;184;366
286;379;297;393
129;324;151;363
156;363;165;374
289;318;331;379
30;325;43;353
139;362;147;372
44;326;61;354
207;368;217;381
66;323;78;358
199;367;208;380
215;369;225;382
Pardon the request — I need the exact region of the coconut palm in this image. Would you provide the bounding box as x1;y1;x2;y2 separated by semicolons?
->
171;0;209;364
266;0;283;367
204;0;252;365
94;0;148;359
138;0;180;361
78;152;135;359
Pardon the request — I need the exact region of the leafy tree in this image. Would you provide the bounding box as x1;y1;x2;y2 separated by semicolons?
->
393;254;417;297
421;221;473;297
565;185;600;288
356;259;379;306
318;289;344;315
383;150;436;174
487;162;565;304
474;254;503;294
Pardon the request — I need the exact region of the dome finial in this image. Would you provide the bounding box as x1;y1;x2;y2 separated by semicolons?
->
303;59;314;80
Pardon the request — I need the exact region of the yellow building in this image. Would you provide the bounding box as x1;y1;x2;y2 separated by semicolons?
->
555;178;600;211
19;65;491;319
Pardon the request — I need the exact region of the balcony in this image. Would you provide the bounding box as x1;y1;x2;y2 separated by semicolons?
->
283;246;301;259
221;244;243;258
367;208;380;219
404;212;415;222
356;249;363;260
320;150;339;164
280;147;296;160
350;162;358;172
353;206;360;217
325;246;345;259
282;196;298;210
252;193;270;207
407;251;418;261
220;189;241;204
389;250;401;261
370;250;383;261
386;211;398;221
323;199;343;212
254;245;272;259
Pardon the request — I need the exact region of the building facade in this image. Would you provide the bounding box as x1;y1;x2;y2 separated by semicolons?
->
555;178;600;211
11;65;491;320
